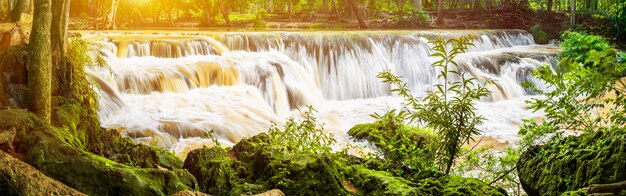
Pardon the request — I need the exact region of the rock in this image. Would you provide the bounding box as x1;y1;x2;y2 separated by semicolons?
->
0;24;29;51
0;149;84;195
517;129;626;196
183;147;240;195
0;106;198;195
344;165;507;196
251;189;285;196
0;127;15;152
172;191;210;196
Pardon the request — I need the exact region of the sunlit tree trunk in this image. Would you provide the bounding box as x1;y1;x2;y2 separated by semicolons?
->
29;0;52;124
346;0;367;28
51;0;70;95
437;0;444;25
221;4;231;27
9;0;28;22
322;0;328;13
103;0;119;29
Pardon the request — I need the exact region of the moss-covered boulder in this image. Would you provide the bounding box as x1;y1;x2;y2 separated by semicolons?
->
184;134;350;196
348;120;440;181
0;103;198;195
517;129;626;196
0;149;84;195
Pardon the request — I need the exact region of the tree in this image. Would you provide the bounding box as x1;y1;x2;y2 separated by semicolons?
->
437;0;444;25
103;0;120;29
51;0;71;94
345;0;367;28
29;0;52;124
571;0;576;27
9;0;29;22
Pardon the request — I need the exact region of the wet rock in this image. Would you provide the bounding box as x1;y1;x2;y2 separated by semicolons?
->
517;129;626;196
251;189;285;196
0;150;84;195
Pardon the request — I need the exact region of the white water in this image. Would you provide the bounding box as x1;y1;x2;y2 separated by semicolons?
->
82;30;558;157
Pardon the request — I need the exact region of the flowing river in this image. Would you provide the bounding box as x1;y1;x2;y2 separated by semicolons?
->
80;30;559;157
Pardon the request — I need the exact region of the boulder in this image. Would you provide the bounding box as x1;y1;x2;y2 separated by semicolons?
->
0;150;84;195
517;129;626;196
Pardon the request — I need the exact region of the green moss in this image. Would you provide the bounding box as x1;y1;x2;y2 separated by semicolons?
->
348;120;439;181
345;165;421;195
518;129;626;195
26;125;197;195
183;147;239;195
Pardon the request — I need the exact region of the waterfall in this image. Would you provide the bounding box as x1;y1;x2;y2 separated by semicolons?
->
83;30;558;156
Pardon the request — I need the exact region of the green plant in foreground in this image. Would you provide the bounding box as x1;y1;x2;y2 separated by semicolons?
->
520;32;626;146
378;35;492;175
267;105;335;155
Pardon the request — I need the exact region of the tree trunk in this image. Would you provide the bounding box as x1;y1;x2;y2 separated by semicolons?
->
547;0;553;12
322;0;328;13
51;0;70;95
437;0;444;25
330;0;340;19
29;0;52;124
103;0;119;29
345;0;367;28
221;5;231;27
571;0;576;27
9;0;28;22
414;0;423;11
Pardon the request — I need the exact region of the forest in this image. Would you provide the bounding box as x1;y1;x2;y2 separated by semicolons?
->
0;0;625;195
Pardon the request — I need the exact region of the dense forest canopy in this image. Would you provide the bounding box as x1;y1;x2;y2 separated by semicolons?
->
54;0;623;27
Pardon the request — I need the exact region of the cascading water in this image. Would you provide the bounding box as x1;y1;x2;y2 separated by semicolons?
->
82;30;558;157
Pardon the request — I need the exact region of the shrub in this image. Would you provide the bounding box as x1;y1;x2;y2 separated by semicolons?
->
378;36;492;175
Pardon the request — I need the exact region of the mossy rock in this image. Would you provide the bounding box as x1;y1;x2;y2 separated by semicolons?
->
26;125;197;195
0;103;199;195
344;165;506;196
183;146;243;195
185;136;350;196
517;129;626;196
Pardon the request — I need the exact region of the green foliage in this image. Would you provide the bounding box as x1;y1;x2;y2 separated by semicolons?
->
520;33;626;145
529;24;550;44
454;146;523;195
609;1;626;44
377;36;492;175
65;38;108;127
348;110;439;181
400;9;431;27
559;32;611;63
253;9;268;29
266;105;335;155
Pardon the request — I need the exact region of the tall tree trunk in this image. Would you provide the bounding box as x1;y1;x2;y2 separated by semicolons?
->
547;0;553;11
345;0;367;28
330;0;340;19
103;0;119;29
322;0;328;13
29;0;52;124
221;5;231;27
51;0;70;96
9;0;28;22
570;0;576;27
437;0;444;25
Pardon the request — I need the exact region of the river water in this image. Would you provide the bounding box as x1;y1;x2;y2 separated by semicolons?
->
80;30;559;157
